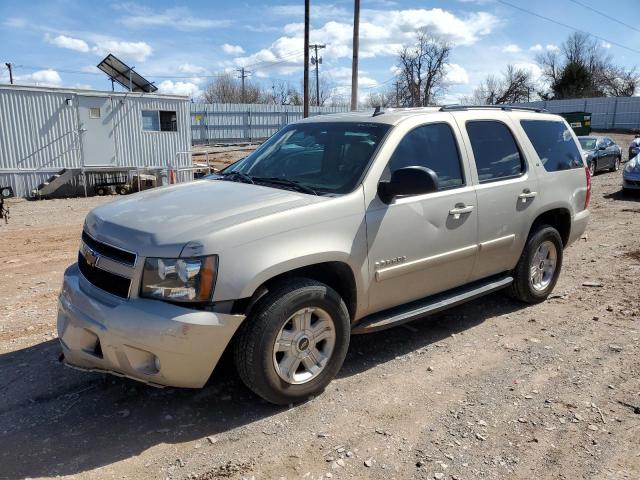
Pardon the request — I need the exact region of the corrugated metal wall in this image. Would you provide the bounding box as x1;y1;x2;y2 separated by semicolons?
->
112;95;191;168
191;103;349;144
518;96;640;130
0;87;82;171
0;86;191;197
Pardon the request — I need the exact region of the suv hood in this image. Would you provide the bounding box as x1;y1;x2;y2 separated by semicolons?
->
84;180;327;255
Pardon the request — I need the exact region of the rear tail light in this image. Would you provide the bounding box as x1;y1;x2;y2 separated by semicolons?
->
584;166;591;209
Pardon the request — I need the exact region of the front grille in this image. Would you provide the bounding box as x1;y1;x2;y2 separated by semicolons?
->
82;231;136;266
78;252;131;298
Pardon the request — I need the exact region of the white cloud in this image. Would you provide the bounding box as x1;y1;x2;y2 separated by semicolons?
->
530;43;558;53
157;80;201;98
4;17;28;28
222;44;245;55
445;63;470;85
117;5;231;30
177;63;207;74
234;7;498;76
91;40;153;62
513;62;543;83
17;69;63;87
502;44;521;53
601;41;612;49
44;34;90;53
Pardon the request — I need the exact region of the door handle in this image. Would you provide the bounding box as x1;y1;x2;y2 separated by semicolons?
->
449;204;474;219
518;190;537;202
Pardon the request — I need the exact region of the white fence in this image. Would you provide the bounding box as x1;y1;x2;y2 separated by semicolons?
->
191;103;349;144
518;97;640;130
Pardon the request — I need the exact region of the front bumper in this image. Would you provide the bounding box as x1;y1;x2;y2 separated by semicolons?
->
57;264;245;388
623;171;640;190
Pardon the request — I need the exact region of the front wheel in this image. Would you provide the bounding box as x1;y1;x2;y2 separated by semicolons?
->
234;278;350;405
611;156;621;172
589;161;596;177
507;225;563;304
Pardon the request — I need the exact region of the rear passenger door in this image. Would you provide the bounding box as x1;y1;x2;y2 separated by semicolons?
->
453;114;539;280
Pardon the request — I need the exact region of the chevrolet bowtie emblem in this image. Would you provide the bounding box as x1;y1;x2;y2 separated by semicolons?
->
81;243;99;268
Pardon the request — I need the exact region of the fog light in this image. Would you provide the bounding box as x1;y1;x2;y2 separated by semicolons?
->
154;356;161;372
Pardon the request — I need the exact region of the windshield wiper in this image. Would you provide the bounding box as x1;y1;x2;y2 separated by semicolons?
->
216;171;255;184
253;177;319;195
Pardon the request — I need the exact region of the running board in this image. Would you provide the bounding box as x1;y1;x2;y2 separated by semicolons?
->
352;275;513;334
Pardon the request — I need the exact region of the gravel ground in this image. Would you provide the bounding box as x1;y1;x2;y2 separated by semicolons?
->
0;164;639;480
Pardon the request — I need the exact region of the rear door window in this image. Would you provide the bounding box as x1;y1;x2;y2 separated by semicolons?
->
387;123;464;190
466;121;525;182
520;120;583;171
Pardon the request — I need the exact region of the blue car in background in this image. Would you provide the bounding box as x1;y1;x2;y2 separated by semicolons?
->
623;155;640;192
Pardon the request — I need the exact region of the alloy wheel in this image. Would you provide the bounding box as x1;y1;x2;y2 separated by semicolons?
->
272;307;336;385
530;240;558;292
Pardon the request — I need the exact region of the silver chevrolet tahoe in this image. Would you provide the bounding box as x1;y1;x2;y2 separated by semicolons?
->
58;106;591;404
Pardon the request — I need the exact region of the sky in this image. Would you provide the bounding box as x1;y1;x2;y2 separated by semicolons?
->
1;0;639;104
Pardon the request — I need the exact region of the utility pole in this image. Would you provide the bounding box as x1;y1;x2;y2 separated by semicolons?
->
303;0;310;117
5;63;13;85
237;67;249;103
310;44;326;107
350;0;360;111
395;81;400;107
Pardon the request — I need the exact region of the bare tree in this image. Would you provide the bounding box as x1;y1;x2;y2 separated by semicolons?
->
202;72;266;104
396;30;451;106
363;91;394;108
461;65;535;105
309;74;335;107
537;32;638;98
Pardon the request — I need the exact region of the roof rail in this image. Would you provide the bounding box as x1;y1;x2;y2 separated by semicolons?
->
439;104;548;113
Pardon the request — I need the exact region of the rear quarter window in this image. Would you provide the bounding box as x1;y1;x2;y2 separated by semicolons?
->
520;120;583;172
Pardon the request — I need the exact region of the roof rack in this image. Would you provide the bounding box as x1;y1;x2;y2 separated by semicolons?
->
439;104;548;113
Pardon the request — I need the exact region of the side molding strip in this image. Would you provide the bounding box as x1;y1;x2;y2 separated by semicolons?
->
479;234;516;251
375;244;478;282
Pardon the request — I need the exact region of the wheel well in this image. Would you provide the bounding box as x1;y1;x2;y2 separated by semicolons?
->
233;262;358;320
530;208;571;247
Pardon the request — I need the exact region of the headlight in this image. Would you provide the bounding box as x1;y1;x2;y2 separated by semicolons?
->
141;256;217;303
625;157;638;172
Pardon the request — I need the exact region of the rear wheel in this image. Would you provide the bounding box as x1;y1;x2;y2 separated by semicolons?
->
95;186;107;196
234;278;350;405
507;225;563;304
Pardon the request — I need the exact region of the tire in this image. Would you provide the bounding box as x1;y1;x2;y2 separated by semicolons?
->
116;186;128;195
95;187;107;196
507;225;563;304
610;156;621;172
234;278;350;405
588;161;596;177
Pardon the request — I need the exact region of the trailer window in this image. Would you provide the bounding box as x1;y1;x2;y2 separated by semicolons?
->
142;110;177;132
89;107;101;119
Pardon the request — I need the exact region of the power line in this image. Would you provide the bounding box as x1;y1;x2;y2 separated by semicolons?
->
566;0;640;34
496;0;640;55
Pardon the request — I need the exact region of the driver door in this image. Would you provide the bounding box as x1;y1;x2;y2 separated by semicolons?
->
364;120;479;314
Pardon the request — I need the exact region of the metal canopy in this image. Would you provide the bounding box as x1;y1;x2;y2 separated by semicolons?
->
96;54;157;93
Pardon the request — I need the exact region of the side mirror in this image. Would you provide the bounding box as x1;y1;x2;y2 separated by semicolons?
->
378;166;438;204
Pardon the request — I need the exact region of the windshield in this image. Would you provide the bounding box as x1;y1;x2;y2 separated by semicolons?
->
222;122;390;194
579;138;597;150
